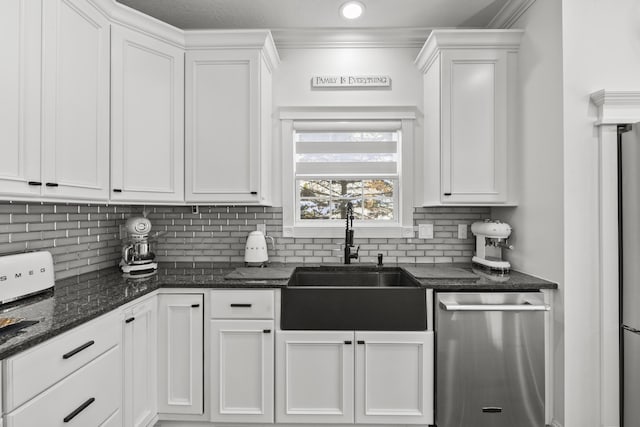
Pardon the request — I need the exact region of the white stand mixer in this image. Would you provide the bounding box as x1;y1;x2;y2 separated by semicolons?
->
470;220;513;273
119;216;158;275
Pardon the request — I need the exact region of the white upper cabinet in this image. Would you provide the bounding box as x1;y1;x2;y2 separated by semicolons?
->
41;0;110;200
111;24;185;203
0;0;42;198
0;0;110;202
416;30;522;205
185;31;279;204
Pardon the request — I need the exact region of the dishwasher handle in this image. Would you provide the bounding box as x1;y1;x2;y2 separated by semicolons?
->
439;301;550;312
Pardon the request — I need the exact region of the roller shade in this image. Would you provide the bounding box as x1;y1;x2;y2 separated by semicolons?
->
294;124;400;178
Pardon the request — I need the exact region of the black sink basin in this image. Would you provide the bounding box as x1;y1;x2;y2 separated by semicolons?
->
287;267;420;288
281;267;426;331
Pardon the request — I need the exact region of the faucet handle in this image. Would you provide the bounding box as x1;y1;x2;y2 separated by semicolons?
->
350;245;360;260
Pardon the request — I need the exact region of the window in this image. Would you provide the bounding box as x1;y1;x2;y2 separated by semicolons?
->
295;124;399;223
281;108;416;238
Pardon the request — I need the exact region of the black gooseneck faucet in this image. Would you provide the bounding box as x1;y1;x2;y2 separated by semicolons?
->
344;202;359;264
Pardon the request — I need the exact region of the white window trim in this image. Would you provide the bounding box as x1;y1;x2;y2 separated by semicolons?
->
280;106;417;238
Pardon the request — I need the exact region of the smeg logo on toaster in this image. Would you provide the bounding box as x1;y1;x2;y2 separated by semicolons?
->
0;267;47;281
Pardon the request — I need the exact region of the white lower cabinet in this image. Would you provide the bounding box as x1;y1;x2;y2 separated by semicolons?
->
3;311;120;412
276;330;355;424
5;346;121;427
210;319;274;422
276;330;434;425
122;296;158;427
355;331;434;424
157;293;204;416
209;289;275;423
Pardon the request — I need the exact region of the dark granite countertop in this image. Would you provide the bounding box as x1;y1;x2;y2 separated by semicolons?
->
0;261;556;360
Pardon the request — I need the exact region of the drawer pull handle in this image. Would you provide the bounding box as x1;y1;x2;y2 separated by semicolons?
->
28;181;42;186
444;192;452;196
250;191;258;195
46;182;59;187
191;304;200;308
263;329;271;334
230;303;252;308
482;407;502;413
125;317;135;323
344;340;352;345
63;397;95;423
113;188;123;193
62;340;95;359
357;340;365;345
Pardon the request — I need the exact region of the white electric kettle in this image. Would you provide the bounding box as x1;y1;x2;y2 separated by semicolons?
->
244;231;275;266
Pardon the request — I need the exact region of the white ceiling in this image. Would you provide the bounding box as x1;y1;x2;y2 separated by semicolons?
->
114;0;512;30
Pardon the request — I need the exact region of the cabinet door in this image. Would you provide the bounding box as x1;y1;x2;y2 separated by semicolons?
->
440;49;508;203
5;346;122;427
0;0;42;197
123;297;157;427
185;49;264;204
355;331;434;425
210;319;274;423
157;294;204;416
111;25;184;203
41;0;110;200
275;330;354;424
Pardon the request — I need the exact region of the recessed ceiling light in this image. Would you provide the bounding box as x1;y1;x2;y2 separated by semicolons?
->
340;1;365;20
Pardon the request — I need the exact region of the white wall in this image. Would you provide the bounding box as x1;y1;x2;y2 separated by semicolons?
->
271;46;424;205
492;0;566;424
560;2;640;426
495;1;640;425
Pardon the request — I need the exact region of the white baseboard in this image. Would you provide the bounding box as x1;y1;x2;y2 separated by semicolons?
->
549;420;563;427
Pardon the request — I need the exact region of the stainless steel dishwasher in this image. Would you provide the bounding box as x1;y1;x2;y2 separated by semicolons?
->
435;292;549;427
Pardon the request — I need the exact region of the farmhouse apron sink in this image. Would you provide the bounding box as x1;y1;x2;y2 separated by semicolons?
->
280;267;427;331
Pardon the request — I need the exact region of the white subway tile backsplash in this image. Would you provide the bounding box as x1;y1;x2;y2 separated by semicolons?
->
0;202;490;278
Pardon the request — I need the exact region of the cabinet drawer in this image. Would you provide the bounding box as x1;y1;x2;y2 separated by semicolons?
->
210;290;274;319
5;345;121;427
3;310;120;412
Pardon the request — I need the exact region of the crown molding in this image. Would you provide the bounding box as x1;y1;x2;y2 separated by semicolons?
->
88;0;185;47
415;29;524;73
488;0;537;29
81;1;282;69
271;28;431;49
590;90;640;125
184;30;280;69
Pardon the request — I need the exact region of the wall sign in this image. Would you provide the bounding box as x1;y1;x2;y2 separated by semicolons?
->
311;75;391;89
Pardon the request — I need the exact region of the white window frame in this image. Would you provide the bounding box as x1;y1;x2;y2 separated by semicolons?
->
280;107;416;238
